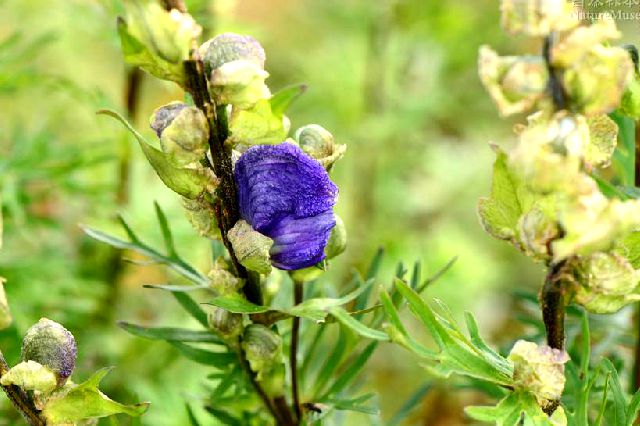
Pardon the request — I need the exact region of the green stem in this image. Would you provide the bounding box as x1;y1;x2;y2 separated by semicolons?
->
0;350;45;425
290;280;303;424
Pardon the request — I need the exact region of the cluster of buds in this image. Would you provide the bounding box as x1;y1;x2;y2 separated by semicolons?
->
115;2;350;388
478;0;640;314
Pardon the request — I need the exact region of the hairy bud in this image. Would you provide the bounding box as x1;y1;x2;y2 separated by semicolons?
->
324;215;347;259
242;325;282;381
295;124;346;170
508;340;569;409
200;33;266;74
208;307;243;339
22;319;77;384
150;103;210;166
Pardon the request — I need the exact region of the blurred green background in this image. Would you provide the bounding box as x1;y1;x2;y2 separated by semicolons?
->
1;0;638;424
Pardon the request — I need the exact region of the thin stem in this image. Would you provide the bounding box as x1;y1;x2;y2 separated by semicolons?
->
236;348;283;424
0;351;45;425
632;120;640;393
290;280;303;424
543;34;568;111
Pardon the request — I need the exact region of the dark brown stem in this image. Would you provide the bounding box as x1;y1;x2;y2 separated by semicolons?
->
160;0;186;12
0;351;45;425
540;260;569;416
183;59;262;306
540;261;567;351
543;34;568;111
290;280;303;424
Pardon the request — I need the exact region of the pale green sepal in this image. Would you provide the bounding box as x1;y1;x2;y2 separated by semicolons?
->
98;110;214;199
117;17;185;84
42;368;149;423
0;361;58;394
228;220;273;274
228;100;288;148
210;60;271;108
585;114;618;168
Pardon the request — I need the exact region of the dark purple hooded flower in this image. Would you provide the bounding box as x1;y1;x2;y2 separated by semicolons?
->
234;142;338;270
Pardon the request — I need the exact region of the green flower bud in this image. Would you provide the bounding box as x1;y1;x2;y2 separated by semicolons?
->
295;124;346;170
325;215;346;259
127;2;201;64
210;61;271;108
150;103;210;166
228;220;274;274
22;319;77;384
207;307;243;339
242;325;282;381
208;260;244;295
181;196;220;239
518;201;559;262
500;0;579;36
478;46;548;117
571;253;640;314
508;340;569;409
199;33;266;74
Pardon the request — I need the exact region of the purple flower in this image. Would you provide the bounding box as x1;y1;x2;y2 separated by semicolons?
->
234;143;338;270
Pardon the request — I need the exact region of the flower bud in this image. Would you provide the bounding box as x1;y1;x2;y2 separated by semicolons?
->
199;33;266;74
228;220;274;274
571;253;640;314
500;0;579;36
295;124;346;170
508;340;569;409
518;202;559;261
478;46;548;117
324;215;346;259
127;2;200;64
150;103;210;166
181;196;220;239
208;307;243;339
22;319;77;384
242;325;282;381
208;260;244;295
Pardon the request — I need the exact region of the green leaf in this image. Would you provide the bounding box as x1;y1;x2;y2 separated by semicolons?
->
154;201;177;258
208;294;270;314
320;342;377;399
82;219;209;286
328;307;389;341
117;17;184;84
170;292;209;327
393;279;513;385
43;368;149;423
353;248;384;314
466;391;561;426
288;280;373;322
117;321;223;344
228;100;287;146
610;111;636;186
478;149;531;241
322;393;379;415
387;383;432;426
98;109;210;199
168;342;236;368
270;84;307;116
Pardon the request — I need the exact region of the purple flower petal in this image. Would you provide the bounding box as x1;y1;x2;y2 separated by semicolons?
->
234;143;338;270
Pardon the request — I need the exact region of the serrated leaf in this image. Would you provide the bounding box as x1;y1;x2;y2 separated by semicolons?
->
43;368;149;423
393;279;513;385
117;321;222;344
98;109;210;199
